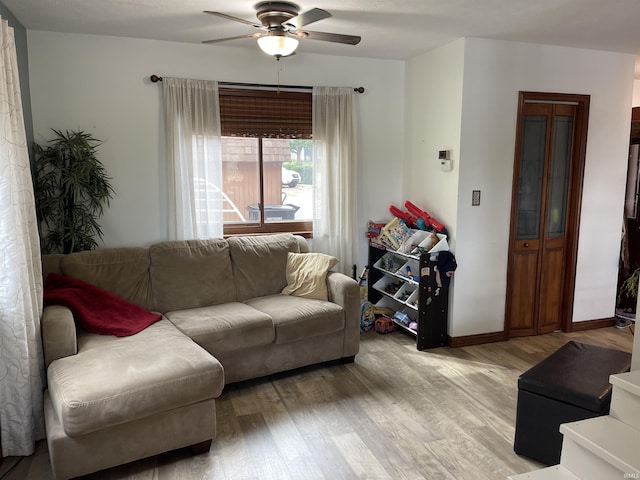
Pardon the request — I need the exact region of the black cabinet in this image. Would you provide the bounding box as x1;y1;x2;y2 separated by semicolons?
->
368;244;449;349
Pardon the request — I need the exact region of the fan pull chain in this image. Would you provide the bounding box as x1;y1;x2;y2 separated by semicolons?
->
276;59;282;94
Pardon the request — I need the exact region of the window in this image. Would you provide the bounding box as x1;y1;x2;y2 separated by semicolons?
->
217;87;313;236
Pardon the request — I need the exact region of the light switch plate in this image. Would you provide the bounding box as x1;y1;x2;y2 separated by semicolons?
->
472;190;481;206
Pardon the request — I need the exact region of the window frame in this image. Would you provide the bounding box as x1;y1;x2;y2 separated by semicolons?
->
218;87;313;238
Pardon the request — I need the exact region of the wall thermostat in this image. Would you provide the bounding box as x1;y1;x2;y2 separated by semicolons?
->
439;150;452;171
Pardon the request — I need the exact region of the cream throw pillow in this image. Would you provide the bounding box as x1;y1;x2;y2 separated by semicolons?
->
281;252;338;300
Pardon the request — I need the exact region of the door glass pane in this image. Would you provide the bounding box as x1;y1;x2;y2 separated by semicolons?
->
547;116;573;237
516;115;547;239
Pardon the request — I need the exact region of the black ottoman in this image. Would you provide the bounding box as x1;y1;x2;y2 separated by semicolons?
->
513;340;631;466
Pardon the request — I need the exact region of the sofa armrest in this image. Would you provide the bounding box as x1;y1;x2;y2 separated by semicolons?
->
326;272;360;358
42;305;78;368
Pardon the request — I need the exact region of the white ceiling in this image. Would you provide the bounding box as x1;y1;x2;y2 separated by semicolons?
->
5;0;640;67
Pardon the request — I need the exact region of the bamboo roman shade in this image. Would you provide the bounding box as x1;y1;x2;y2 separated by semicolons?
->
219;88;312;139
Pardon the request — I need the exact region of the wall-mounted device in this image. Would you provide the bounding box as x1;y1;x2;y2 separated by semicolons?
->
472;190;481;206
439;150;452;171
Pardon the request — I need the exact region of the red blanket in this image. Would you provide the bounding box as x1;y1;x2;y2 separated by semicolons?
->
44;273;162;337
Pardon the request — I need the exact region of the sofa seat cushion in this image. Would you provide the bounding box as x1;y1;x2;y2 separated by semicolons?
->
47;319;224;437
166;302;274;355
244;294;344;344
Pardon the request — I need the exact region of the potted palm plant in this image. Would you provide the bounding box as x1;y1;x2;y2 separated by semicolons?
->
33;129;114;254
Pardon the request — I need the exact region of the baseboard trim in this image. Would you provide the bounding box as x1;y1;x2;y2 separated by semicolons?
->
448;331;508;348
570;317;616;331
448;318;618;346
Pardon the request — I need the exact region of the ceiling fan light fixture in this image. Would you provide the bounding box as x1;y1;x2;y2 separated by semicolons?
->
257;31;299;57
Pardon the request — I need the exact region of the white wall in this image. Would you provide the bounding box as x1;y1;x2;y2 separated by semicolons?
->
452;38;635;337
29;31;637;339
404;40;465;337
404;39;465;247
27;31;405;271
405;38;634;338
633;79;640;106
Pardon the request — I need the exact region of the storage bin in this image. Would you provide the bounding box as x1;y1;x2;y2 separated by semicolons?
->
394;283;416;304
372;277;403;297
373;253;405;275
418;233;449;254
514;341;631;465
397;259;419;282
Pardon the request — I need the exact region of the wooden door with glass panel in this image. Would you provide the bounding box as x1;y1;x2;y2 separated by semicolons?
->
506;99;581;337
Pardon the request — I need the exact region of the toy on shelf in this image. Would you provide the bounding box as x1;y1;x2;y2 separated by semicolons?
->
396;289;411;302
389;205;418;228
367;220;387;238
379;217;412;250
383;281;402;295
386;200;448;237
393;311;411;327
372;306;395;317
379;254;403;273
404;200;446;233
404;265;418;282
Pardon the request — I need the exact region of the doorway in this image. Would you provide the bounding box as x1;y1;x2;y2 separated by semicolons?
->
505;92;590;337
618;107;640;318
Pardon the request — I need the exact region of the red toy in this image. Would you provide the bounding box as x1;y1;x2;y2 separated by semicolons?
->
374;316;397;334
404;200;446;232
389;205;417;228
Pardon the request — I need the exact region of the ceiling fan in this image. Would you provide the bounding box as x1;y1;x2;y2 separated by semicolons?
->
202;1;361;58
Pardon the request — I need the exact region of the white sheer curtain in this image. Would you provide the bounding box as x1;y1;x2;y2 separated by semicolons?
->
163;77;223;239
0;17;45;456
312;86;357;274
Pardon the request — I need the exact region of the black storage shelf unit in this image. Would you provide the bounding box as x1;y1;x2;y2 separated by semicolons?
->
368;243;449;350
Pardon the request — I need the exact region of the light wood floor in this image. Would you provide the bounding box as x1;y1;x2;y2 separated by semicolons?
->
1;326;634;480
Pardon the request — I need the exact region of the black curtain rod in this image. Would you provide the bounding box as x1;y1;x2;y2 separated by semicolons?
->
149;75;365;93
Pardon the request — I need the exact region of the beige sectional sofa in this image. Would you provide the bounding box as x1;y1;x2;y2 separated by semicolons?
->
41;234;360;479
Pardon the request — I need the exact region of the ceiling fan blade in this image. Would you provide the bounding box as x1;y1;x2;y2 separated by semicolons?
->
203;11;262;29
202;33;263;44
295;30;361;45
289;8;331;28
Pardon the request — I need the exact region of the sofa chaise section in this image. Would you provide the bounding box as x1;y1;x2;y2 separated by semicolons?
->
44;317;224;480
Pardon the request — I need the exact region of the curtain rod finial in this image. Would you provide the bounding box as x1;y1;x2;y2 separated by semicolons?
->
150;75;163;83
354;87;365;94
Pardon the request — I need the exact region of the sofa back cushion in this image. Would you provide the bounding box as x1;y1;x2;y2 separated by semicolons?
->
42;254;64;278
149;239;236;313
60;247;153;311
228;234;301;301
